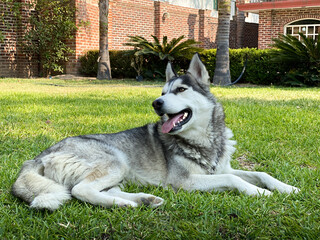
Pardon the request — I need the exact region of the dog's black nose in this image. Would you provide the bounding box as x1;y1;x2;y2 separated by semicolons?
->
152;99;164;110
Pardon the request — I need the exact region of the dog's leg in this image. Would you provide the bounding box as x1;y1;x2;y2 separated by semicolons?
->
72;182;138;207
176;174;272;196
103;186;164;207
229;169;300;194
72;181;138;208
11;160;71;211
71;166;138;207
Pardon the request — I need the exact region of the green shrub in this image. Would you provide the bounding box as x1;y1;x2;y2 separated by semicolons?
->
79;49;189;80
201;48;288;85
79;50;136;78
79;50;98;76
124;35;201;61
235;48;286;85
271;33;320;86
124;35;202;80
109;51;136;78
23;0;77;76
79;48;294;85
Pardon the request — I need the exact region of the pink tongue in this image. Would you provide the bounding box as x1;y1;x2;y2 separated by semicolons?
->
161;113;184;133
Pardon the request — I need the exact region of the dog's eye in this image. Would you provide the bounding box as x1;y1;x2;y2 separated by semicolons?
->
177;87;187;93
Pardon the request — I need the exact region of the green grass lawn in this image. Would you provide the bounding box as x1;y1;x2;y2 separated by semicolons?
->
0;78;319;239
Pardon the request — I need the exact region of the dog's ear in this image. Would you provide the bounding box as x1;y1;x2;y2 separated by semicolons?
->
166;61;177;82
187;53;210;85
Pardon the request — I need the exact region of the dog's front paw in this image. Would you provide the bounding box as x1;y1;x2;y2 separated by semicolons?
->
291;186;301;194
246;187;272;196
256;188;272;196
279;185;300;194
141;196;164;207
116;200;139;208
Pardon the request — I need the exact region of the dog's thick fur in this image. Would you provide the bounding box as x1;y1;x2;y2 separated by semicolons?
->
12;54;299;210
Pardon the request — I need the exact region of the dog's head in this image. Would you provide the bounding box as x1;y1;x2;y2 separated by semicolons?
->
153;53;215;135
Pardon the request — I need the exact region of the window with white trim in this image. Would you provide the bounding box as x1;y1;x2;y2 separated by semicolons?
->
284;19;320;41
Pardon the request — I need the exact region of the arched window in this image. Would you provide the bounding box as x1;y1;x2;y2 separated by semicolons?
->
284;19;320;40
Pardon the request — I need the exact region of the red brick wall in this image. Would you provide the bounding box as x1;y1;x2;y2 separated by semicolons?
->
108;0;219;50
0;0;38;78
229;15;258;49
109;0;155;50
67;0;223;74
243;22;258;48
259;7;320;49
229;19;237;49
153;2;217;49
66;0;100;74
200;9;218;49
1;0;256;77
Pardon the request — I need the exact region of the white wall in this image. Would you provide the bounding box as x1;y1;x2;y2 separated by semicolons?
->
153;0;238;19
156;0;215;10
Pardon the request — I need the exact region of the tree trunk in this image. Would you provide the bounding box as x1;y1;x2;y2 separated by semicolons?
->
212;0;231;86
97;0;111;80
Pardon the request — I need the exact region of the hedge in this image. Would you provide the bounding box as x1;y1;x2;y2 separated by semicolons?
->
79;48;291;85
201;48;289;85
79;50;136;78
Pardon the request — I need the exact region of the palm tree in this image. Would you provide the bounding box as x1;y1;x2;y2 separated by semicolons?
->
212;0;231;86
97;0;112;80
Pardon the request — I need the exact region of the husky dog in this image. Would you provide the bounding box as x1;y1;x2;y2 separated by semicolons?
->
12;54;299;211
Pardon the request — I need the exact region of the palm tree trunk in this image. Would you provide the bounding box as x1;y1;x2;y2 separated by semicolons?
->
97;0;111;80
212;0;231;86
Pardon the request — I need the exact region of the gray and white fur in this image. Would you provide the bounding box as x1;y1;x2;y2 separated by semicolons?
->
12;54;300;211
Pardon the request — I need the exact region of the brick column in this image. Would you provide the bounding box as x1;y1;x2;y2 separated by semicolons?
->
236;9;245;48
66;0;99;75
198;10;205;48
154;1;161;39
259;10;278;49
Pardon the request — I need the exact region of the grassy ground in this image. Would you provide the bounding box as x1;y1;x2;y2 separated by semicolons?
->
0;78;319;239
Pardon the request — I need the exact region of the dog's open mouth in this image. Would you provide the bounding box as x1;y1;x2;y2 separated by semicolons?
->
161;109;192;134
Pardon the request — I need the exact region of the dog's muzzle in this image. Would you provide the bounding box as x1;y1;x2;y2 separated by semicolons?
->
152;98;192;134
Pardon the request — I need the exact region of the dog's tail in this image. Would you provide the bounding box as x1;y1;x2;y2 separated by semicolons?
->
11;160;71;211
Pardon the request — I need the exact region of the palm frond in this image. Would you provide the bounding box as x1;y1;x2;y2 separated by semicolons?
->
169;39;201;57
168;35;185;49
124;34;202;61
271;33;320;86
151;35;160;45
271;34;315;66
124;35;156;52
